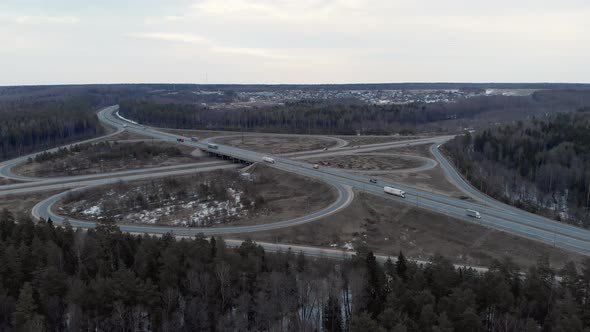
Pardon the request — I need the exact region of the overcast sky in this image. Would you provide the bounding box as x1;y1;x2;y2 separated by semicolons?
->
1;0;589;85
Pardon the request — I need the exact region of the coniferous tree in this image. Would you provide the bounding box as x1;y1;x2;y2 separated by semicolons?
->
13;282;42;331
0;209;15;241
364;251;386;318
323;292;343;332
396;251;408;281
0;209;589;330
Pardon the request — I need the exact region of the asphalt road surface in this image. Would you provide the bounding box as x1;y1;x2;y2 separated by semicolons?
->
98;106;590;255
5;105;590;256
0;161;229;196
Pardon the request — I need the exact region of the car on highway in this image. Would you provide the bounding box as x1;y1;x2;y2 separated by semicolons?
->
262;156;275;164
123;124;128;128
466;209;481;219
177;138;185;143
313;164;320;169
369;178;377;183
207;143;219;149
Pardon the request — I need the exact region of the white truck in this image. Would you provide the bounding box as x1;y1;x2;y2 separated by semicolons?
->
466;209;481;219
207;143;218;149
384;186;405;198
262;156;275;164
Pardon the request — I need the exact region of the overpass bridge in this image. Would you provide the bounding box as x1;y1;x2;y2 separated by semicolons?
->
201;147;252;165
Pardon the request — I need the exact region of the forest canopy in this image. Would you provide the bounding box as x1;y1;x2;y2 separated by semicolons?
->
445;108;590;227
0;98;104;161
0;210;589;331
118;90;590;135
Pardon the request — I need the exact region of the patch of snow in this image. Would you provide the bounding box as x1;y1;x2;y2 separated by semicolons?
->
82;205;102;216
343;243;354;251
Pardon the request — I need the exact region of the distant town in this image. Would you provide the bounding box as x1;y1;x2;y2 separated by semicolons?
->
158;87;539;109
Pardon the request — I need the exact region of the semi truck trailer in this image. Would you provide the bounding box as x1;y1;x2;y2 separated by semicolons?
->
384;186;406;198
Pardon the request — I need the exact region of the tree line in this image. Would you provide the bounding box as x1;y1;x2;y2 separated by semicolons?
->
116;99;464;135
0;209;589;331
118;90;590;135
445;108;590;227
0;99;104;162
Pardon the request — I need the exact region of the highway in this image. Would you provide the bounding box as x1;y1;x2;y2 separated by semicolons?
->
99;106;590;255
0;161;230;196
1;163;240;196
222;239;489;273
4;105;590;257
206;141;590;254
24;108;357;236
152;110;590;253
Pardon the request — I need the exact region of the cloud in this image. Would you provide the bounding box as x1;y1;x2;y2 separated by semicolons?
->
127;31;314;60
210;46;317;60
190;0;377;29
143;15;186;25
1;0;590;84
128;32;209;44
13;15;79;25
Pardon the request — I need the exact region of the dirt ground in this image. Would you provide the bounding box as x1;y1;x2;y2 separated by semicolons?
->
99;130;154;142
160;128;230;140
14;141;202;178
57;165;337;228
237;191;584;269
218;165;337;227
304;154;423;171
371;166;466;198
214;135;339;154
354;143;465;197
365;143;435;158
335;136;427;146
